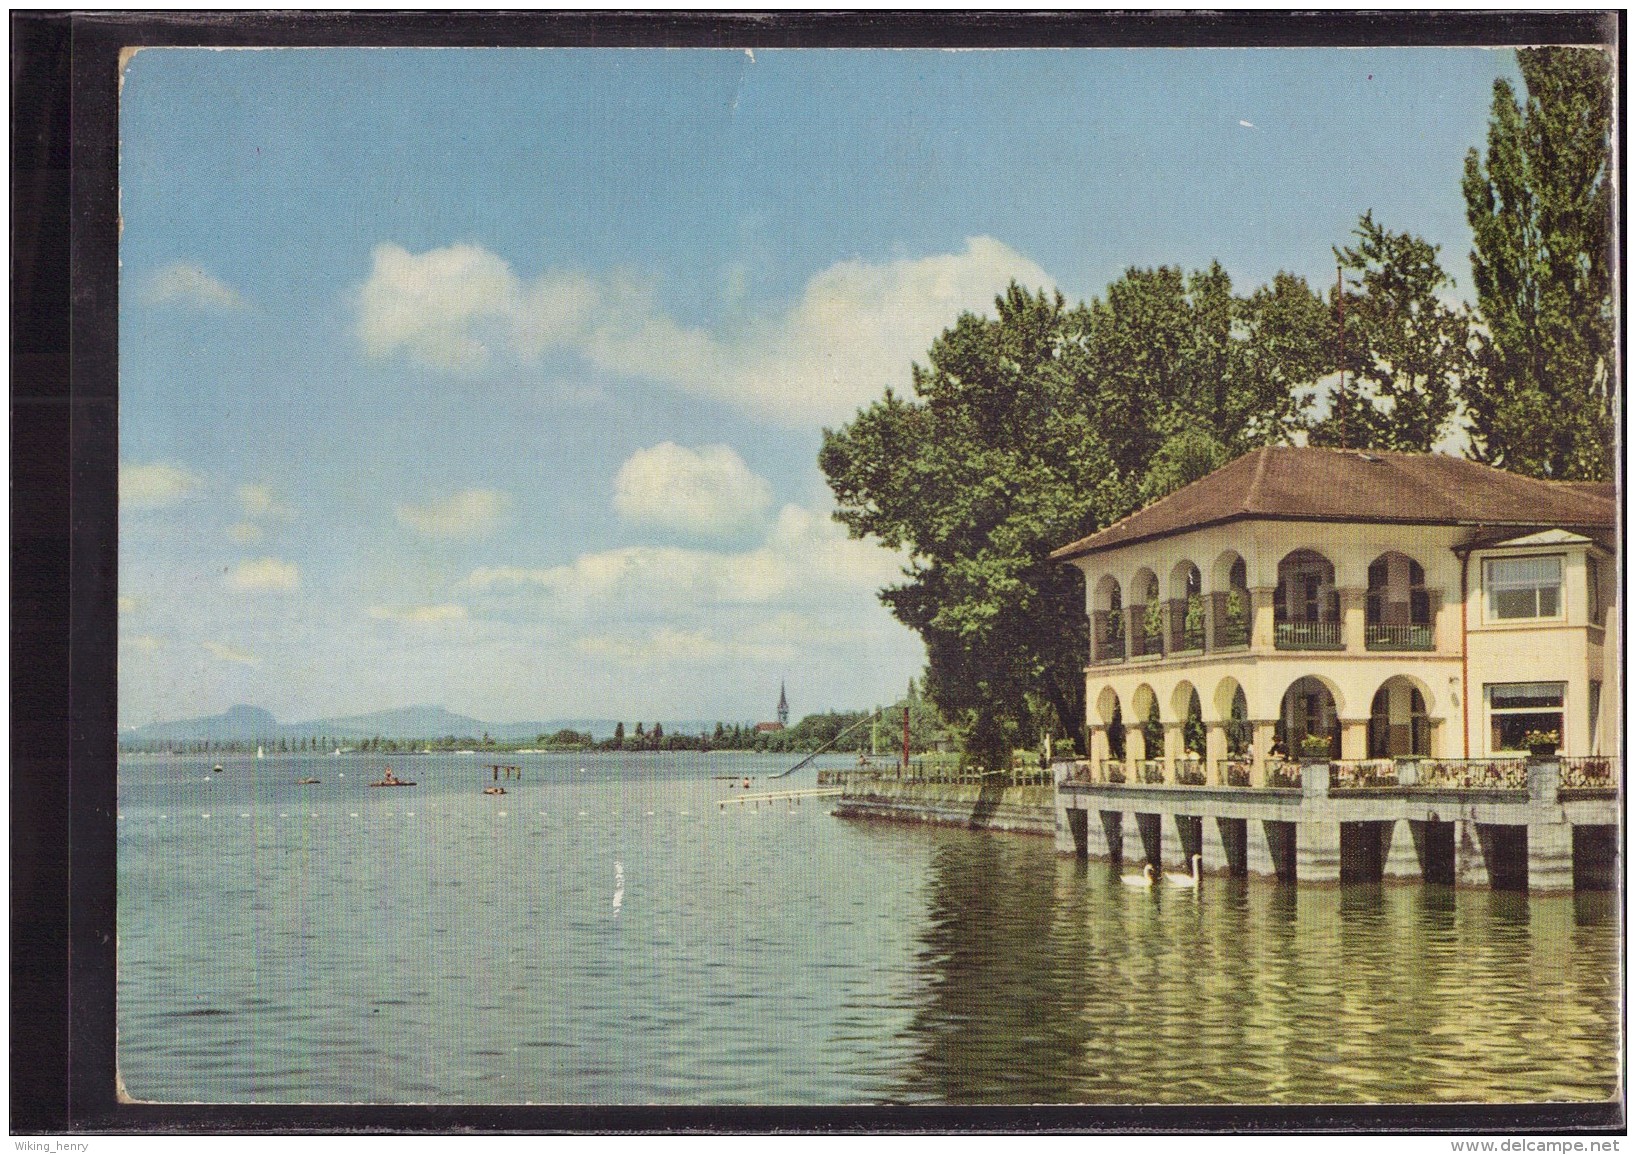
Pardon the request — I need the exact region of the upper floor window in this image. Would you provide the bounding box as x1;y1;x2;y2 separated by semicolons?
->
1485;555;1562;621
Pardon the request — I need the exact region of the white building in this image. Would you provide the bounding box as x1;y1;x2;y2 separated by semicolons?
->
1051;447;1617;786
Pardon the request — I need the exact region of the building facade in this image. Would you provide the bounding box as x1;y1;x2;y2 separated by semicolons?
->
1051;447;1617;787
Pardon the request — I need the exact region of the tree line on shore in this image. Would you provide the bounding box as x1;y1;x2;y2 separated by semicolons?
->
120;684;951;758
820;48;1613;772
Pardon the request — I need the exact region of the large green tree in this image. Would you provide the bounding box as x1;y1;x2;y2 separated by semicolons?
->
821;285;1118;770
822;272;1332;769
1309;213;1471;452
1461;47;1614;479
1083;262;1328;503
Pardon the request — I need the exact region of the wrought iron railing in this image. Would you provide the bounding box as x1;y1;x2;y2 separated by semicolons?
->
1132;628;1164;658
1329;759;1398;788
1220;759;1252;787
1417;758;1528;790
1275;621;1343;650
1218;616;1250;648
1137;759;1166;784
1560;756;1617;789
1265;759;1302;788
1365;623;1435;651
1173;758;1206;785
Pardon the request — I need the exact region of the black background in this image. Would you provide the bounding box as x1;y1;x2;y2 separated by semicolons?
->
12;9;1623;1135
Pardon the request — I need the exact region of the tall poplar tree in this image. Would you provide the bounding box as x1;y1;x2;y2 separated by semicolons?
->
1461;47;1614;479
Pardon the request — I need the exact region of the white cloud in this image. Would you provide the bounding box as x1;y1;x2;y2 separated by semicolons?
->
228;522;265;545
142;262;247;311
226;557;300;591
368;603;469;624
575;611;882;669
396;488;510;540
464;502;903;617
202;640;258;665
575;627;728;665
237;484;293;521
120;462;201;509
612;442;772;536
357;243;548;371
354;237;1054;425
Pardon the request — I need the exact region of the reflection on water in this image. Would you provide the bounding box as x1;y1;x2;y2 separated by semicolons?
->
118;753;1618;1105
893;840;1617;1105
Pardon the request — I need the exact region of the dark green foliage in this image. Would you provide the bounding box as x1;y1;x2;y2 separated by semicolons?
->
822;272;1333;771
1309;213;1471;452
1461;47;1614;479
822;285;1118;771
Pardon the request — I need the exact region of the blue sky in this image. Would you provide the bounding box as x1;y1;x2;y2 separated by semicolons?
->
118;45;1520;728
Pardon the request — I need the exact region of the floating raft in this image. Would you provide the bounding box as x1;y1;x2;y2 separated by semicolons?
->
368;779;416;788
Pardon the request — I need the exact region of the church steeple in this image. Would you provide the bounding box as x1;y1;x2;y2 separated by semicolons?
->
777;680;789;727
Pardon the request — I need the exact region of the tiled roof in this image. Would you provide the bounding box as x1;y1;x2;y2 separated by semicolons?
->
1051;447;1617;562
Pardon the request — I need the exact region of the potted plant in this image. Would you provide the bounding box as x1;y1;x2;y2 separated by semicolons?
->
1298;733;1332;763
1521;729;1559;759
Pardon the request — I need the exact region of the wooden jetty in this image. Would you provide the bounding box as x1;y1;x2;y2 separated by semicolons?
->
719;787;843;811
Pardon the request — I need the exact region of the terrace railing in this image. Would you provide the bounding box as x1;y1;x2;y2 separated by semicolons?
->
1265;759;1302;788
1098;759;1127;784
1173;757;1206;785
1275;621;1343;650
1560;756;1617;789
1329;759;1398;788
1365;623;1435;651
1137;759;1166;784
1417;758;1528;790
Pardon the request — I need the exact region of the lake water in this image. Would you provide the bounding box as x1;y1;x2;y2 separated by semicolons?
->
117;751;1619;1106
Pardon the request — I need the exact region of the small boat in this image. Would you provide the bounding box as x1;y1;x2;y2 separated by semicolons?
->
256;745;265;760
368;778;416;788
212;764;224;773
296;777;320;785
483;786;506;795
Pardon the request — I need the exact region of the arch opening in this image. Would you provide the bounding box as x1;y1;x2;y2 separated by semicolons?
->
1169;561;1205;652
1366;552;1435;651
1277;675;1340;760
1369;677;1431;758
1275;549;1341;651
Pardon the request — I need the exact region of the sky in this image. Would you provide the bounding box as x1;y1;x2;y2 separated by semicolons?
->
117;44;1523;729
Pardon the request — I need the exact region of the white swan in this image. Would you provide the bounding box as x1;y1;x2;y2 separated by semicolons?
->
1120;863;1157;887
1165;854;1203;889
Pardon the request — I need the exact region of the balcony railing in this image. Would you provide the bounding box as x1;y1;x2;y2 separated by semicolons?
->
1416;758;1527;790
1137;759;1166;784
1561;756;1617;789
1130;628;1164;658
1220;759;1252;787
1217;616;1250;648
1329;759;1398;788
1365;623;1435;651
1275;620;1343;650
1265;759;1302;788
1098;759;1126;785
1174;757;1206;785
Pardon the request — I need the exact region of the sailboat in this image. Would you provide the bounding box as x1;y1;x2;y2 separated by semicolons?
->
256;745;265;759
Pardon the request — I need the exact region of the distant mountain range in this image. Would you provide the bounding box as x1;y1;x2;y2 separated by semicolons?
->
119;704;742;744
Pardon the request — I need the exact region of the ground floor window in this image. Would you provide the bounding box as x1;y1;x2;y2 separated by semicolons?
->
1486;682;1564;752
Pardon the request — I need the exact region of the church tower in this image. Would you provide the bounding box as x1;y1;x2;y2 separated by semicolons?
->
776;681;789;727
